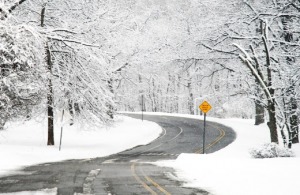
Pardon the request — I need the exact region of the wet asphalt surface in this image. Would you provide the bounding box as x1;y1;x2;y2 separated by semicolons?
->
0;114;235;195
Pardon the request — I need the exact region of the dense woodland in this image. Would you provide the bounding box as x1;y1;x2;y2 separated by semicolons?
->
0;0;299;147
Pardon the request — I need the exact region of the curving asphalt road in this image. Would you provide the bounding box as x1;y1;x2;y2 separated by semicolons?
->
0;114;235;195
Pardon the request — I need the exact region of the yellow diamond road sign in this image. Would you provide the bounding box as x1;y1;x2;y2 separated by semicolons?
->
199;101;212;113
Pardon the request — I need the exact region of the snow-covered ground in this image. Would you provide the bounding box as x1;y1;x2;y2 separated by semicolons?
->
0;188;57;195
139;112;300;195
1;112;300;195
0;115;161;177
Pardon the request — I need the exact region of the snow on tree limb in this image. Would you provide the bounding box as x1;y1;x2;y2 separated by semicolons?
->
0;0;28;19
48;36;102;48
201;43;238;56
48;29;78;34
112;63;129;73
249;45;266;84
232;43;273;102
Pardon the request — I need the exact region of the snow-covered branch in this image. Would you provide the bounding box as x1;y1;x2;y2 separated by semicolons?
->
232;43;273;102
0;0;28;19
48;36;102;48
201;43;238;55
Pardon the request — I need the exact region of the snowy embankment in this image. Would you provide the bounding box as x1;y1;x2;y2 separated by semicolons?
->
141;113;300;195
0;115;161;177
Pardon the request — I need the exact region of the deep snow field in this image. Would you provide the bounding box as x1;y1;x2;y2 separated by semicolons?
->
0;112;300;195
0;115;161;177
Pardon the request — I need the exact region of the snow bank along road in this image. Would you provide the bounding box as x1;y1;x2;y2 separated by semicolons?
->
0;114;235;194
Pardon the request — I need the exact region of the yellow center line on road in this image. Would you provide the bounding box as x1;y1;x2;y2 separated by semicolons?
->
131;162;172;195
195;123;226;154
144;175;171;195
130;126;183;195
130;119;227;194
139;164;172;195
130;125;183;195
130;122;226;194
131;162;157;195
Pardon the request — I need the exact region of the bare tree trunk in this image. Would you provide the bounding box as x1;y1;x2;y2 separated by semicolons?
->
255;101;265;125
46;43;54;146
290;96;299;143
267;99;278;143
151;78;157;112
42;6;54;146
262;24;279;143
254;54;264;124
175;75;180;113
68;100;74;125
138;74;145;112
165;73;171;112
107;78;114;119
187;71;194;115
253;20;265;125
281;16;299;145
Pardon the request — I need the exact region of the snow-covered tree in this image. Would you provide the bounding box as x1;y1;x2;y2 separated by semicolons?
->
116;0;240;115
0;22;47;129
1;0;120;145
200;0;300;146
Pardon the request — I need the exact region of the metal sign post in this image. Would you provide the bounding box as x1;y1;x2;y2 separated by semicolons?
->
199;101;212;154
59;110;65;151
203;113;206;154
141;94;144;121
